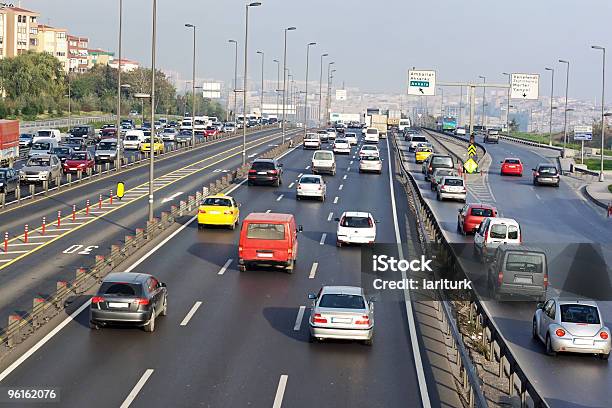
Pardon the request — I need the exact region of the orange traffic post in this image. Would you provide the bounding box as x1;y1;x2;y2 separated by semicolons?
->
99;194;102;209
608;202;612;218
86;199;90;215
41;217;46;235
60;210;64;226
109;190;113;205
3;232;7;252
24;224;28;243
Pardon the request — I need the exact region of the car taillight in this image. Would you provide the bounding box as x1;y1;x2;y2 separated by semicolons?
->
248;169;257;174
287;248;293;255
199;209;206;214
600;331;609;340
534;172;539;176
91;296;104;304
224;210;233;215
269;169;278;174
543;274;548;288
497;271;503;285
368;218;373;227
136;298;149;305
355;315;370;325
428;166;432;171
555;328;566;337
313;313;327;324
238;246;243;254
440;185;446;190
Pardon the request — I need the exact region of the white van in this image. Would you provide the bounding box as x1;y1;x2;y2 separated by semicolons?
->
34;129;62;144
364;128;380;144
474;217;521;262
311;150;336;175
29;138;59;157
398;119;411;131
123;130;146;150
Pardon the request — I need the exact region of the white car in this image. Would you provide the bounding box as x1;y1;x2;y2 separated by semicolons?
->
474;217;521;262
364;128;379;143
344;132;358;145
335;211;377;246
224;122;236;132
296;174;326;201
359;145;380;158
326;128;337;141
455;127;467;136
311;150;336;175
333;138;351;154
359;155;382;174
303;133;321;149
160;128;177;141
436;176;467;202
123;130;145;150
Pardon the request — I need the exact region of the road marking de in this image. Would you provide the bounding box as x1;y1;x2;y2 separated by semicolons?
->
288;182;294;188
305;166;310;169
333;196;339;204
343;175;347;180
119;369;155;408
217;258;233;275
327;212;333;221
276;194;284;202
339;184;343;191
319;233;326;245
309;262;318;279
349;160;353;165
293;306;306;331
272;375;289;408
347;167;350;171
180;301;203;326
298;173;303;178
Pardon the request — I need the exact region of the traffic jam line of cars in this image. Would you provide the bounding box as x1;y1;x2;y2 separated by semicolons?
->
0;131;291;270
402;127;611;360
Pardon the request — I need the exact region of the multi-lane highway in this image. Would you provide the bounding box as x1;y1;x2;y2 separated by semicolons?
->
0;132;440;408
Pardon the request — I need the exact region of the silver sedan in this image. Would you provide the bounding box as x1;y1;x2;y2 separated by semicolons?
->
308;286;374;345
296;174;326;201
533;298;611;359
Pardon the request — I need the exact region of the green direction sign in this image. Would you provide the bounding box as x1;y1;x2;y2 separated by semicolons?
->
409;80;430;88
463;158;478;174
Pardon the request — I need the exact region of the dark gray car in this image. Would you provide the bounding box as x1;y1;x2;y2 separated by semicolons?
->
0;168;19;195
532;163;560;187
89;272;167;332
487;245;547;302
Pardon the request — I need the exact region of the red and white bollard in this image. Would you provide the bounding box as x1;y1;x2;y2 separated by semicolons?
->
24;224;28;243
42;217;46;235
86;199;90;215
4;232;8;252
608;202;612;218
98;194;102;209
109;190;113;205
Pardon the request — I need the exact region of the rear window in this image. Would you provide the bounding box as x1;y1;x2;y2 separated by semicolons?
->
37;131;52;137
300;176;321;184
432;156;453;167
32;142;50;150
99;142;116;150
27;157;50;166
319;294;365;309
52;148;70;154
126;135;139;141
490;224;507;239
470;208;494;217
560;304;600;324
362;156;380;161
251;161;275;170
203;197;232;207
444;178;463;186
71;153;88;160
505;159;521;164
366;129;378;134
505;253;543;273
341;216;372;228
305;134;319;140
411;136;427;143
435;169;454;177
314;152;333;160
99;282;143;297
246;223;285;240
539;166;557;175
508;225;519;239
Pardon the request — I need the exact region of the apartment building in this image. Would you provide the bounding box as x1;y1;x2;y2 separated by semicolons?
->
88;48;114;68
67;34;88;73
108;58;139;72
33;24;68;71
4;6;39;57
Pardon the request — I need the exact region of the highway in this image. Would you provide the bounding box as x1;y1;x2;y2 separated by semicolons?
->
404;130;612;408
0;133;434;407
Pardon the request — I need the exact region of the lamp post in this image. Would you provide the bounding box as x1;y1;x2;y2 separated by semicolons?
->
281;26;296;144
303;42;316;135
502;72;511;137
185;23;196;147
592;46;606;181
242;2;262;165
544;67;555;146
438;87;444;119
116;0;123;170
228;39;238;122
558;59;570;157
478;75;486;129
318;53;328;127
66;74;71;130
287;72;293;123
256;50;264;118
148;0;157;222
325;62;335;125
327;67;336;124
273;59;280;124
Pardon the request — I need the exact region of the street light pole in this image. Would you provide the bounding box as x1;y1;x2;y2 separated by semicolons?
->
304;42;316;135
256;50;264;118
273;59;280;124
592;46;606;182
325;62;335;125
559;59;570;157
502;72;511;136
148;0;157;222
545;67;554;146
438;87;444;118
116;0;123;170
327;68;336;124
242;3;261;165
318;53;328;127
478;75;486;129
185;23;196;147
228;39;238;122
281;26;296;144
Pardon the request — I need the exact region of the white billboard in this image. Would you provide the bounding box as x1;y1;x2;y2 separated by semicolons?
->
202;82;221;99
510;73;539;100
335;89;347;101
408;70;436;96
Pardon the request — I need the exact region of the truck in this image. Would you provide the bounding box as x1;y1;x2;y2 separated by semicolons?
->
442;117;458;132
0;120;19;167
387;110;402;127
399;118;411;131
370;114;388;138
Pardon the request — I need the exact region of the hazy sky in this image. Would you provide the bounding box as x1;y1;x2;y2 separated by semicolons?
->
23;0;612;100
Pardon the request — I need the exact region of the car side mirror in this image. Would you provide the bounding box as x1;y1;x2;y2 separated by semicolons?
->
308;293;316;300
536;302;544;309
297;225;303;232
334;217;340;222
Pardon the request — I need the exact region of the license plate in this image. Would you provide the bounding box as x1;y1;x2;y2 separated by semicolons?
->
574;338;594;346
331;317;352;324
514;276;532;284
540;178;551;182
108;302;128;308
257;252;273;258
69;168;76;171
208;211;220;214
257;171;267;175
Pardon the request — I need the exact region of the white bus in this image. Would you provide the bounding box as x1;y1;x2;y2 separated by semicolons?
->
399;118;411;131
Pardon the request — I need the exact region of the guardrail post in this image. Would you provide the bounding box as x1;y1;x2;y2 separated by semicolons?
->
56;175;61;189
87;167;92;177
104;162;110;172
0;192;4;208
179;200;186;217
77;170;82;181
499;354;506;378
7;314;21;347
55;281;69;308
508;370;515;396
135;228;144;244
95;165;101;175
32;297;46;328
67;173;72;185
74;267;88;293
29;183;35;199
188;195;195;211
15;184;20;203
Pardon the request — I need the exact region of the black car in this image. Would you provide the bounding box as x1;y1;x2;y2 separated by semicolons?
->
19;133;34;148
50;146;74;163
268;118;278;124
248;158;283;186
63;138;87;152
89;272;167;332
532;163;560;187
69;125;96;144
0;168;19;195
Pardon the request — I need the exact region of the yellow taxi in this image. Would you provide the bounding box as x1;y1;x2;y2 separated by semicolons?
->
140;137;164;154
415;146;433;163
197;194;240;229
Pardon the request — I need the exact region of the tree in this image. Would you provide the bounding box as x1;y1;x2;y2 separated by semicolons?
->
0;51;64;101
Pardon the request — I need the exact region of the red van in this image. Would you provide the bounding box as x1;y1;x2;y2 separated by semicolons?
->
238;213;302;273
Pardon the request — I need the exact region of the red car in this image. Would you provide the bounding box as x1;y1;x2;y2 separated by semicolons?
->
500;158;523;176
457;203;497;235
63;151;95;173
204;126;218;137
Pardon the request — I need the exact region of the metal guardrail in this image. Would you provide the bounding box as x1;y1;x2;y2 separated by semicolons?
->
499;134;564;152
391;129;550;408
20;115;117;132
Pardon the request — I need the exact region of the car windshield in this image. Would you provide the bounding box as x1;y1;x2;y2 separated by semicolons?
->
52;148;70;155
432;156;453;166
319;294;365;309
71;153;88;160
99;142;116;150
539;166;557;175
37;131;52;137
444;178;463;186
246;223;285;240
31;142;50;150
300;176;321;184
27;157;50;167
341;216;372;228
20;134;32;139
560;304;600;324
164;129;176;133
99;282;143;297
317;131;327;134
314;152;332;160
203;197;232;207
505;253;543;273
346;133;356;137
305;135;318;140
366;129;378;134
490;224;508;239
411;136;427;142
251;161;275;170
471;208;494;217
505;159;520;164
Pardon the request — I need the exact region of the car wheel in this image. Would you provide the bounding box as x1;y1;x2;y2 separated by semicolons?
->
532;319;538;340
555;182;560;188
286;260;295;274
336;239;342;248
144;309;156;332
599;352;610;360
230;220;236;230
239;264;247;272
545;334;556;356
364;337;373;346
436;193;441;201
161;296;168;316
89;321;100;330
308;332;315;343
